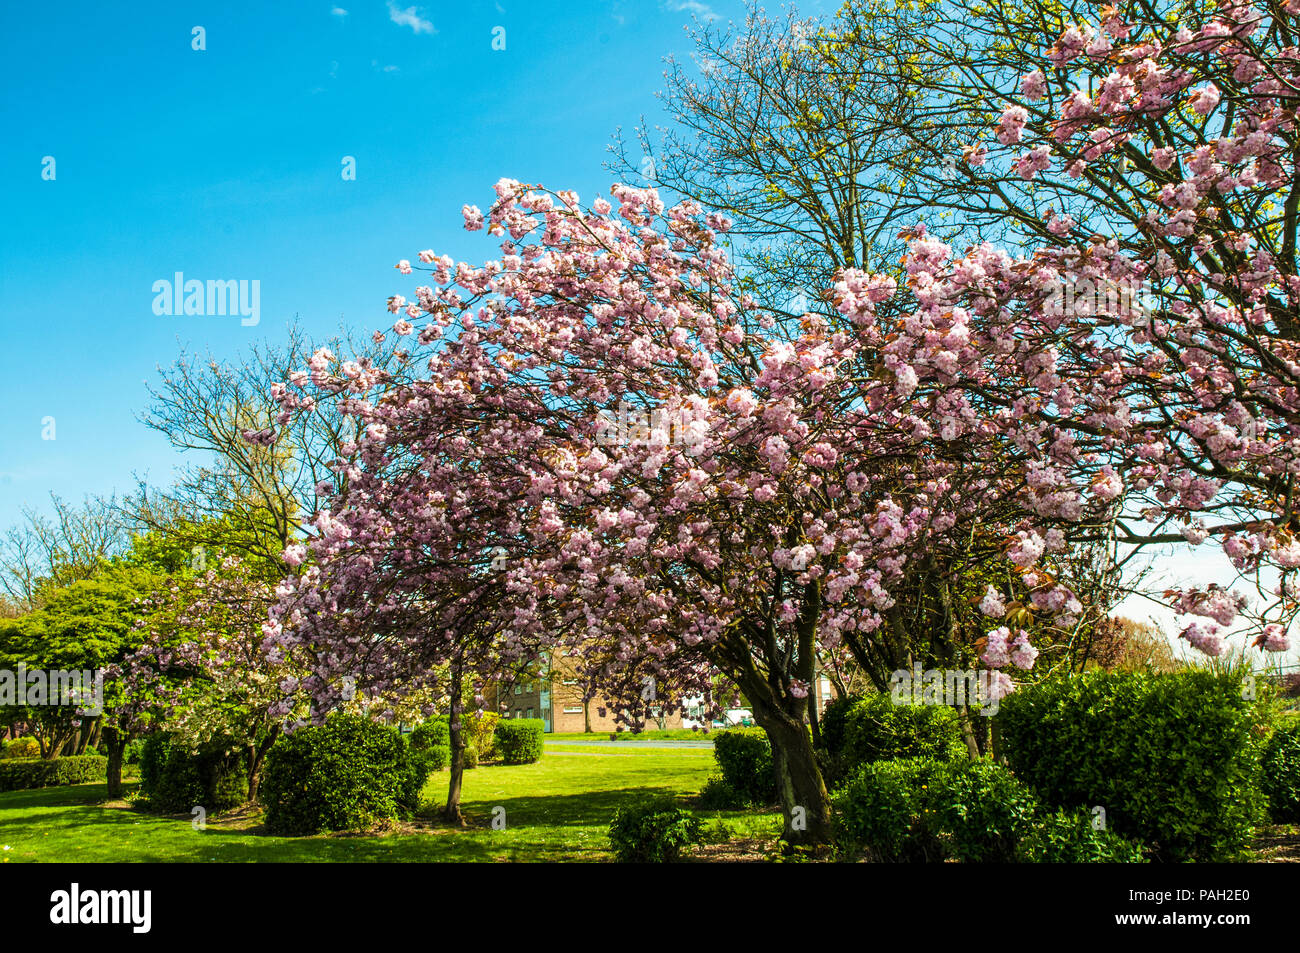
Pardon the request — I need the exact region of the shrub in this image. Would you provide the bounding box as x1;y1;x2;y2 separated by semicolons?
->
408;719;451;773
820;692;966;786
0;737;39;760
999;670;1266;862
463;744;479;769
124;738;147;765
463;711;499;760
695;776;746;810
260;714;429;835
608;800;704;862
1261;715;1300;823
0;754;107;791
712;727;775;805
925;760;1039;862
832;758;942;861
410;716;450;749
137;733;248;814
495;719;545;764
1017;808;1149;863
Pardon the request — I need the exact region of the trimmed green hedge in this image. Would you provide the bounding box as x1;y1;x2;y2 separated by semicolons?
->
818;692;966;787
832;758;1038;862
137;733;248;814
999;670;1265;862
712;727;775;806
260;715;429;835
0;755;107;791
1262;715;1300;823
494;719;545;764
608;800;704;862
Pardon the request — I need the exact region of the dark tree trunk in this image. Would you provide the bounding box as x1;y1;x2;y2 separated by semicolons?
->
443;663;466;826
102;726;128;799
752;703;833;848
246;728;277;804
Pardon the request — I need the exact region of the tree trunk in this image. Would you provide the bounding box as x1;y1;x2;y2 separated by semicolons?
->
443;667;466;826
756;707;833;848
102;726;128;799
583;695;592;733
957;707;982;759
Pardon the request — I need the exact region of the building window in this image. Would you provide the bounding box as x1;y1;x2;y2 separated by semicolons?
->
562;679;578;686
514;685;522;695
526;708;534;719
514;710;522;719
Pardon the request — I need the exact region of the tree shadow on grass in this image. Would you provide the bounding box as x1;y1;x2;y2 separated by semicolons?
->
451;783;690;829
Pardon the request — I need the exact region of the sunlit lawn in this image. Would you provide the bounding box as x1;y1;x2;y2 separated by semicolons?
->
0;746;777;863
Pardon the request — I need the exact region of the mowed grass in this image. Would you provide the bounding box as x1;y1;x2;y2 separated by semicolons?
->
0;746;777;863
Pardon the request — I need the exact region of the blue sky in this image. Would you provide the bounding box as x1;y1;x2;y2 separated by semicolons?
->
0;0;761;531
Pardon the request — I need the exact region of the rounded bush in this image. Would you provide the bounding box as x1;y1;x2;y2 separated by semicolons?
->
260;715;429;835
463;744;479;769
832;758;1038;862
695;776;746;810
1017;808;1149;863
410;716;450;749
999;670;1265;862
0;737;39;760
832;758;941;861
408;719;451;773
138;733;247;814
712;728;775;805
821;693;966;786
1262;715;1300;823
495;719;545;764
608;800;704;862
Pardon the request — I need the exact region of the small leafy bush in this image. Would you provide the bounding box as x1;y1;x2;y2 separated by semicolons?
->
608;800;704;862
999;670;1266;862
462;744;479;769
260;714;429;835
820;692;966;787
832;758;1038;862
1017;808;1149;863
0;754;107;791
1261;715;1300;823
408;719;451;773
495;719;545;764
833;758;942;861
0;737;39;760
137;733;247;814
695;776;746;810
712;728;775;805
410;716;450;749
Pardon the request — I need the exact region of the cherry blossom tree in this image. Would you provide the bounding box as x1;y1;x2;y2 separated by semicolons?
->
885;1;1300;660
268;180;1075;845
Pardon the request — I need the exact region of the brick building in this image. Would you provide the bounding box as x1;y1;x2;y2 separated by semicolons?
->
487;653;686;733
487;653;837;733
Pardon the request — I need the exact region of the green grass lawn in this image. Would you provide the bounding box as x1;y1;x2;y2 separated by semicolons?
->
0;747;777;863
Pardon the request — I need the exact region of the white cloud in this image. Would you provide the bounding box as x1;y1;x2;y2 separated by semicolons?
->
664;0;717;21
387;2;435;34
330;6;348;16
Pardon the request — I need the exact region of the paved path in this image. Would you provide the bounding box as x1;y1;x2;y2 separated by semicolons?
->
544;738;714;749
